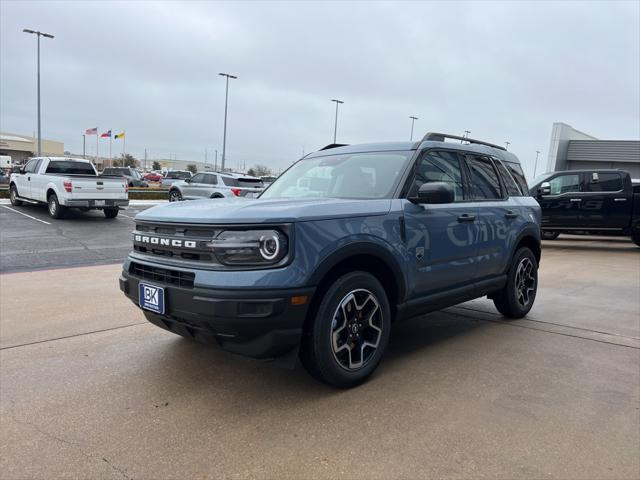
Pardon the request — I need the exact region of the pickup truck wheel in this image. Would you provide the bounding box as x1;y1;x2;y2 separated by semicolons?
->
301;271;390;388
541;231;560;240
493;247;538;319
103;207;119;219
169;190;182;202
9;185;23;206
47;193;66;219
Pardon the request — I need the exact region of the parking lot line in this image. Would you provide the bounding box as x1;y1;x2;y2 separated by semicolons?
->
1;205;51;225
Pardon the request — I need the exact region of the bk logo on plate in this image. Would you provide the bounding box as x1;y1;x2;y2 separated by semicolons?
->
138;283;165;314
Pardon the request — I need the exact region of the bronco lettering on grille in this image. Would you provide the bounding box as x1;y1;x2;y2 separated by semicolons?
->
134;234;197;249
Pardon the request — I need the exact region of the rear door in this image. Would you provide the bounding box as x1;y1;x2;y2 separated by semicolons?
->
537;172;583;228
402;149;480;298
464;154;516;280
581;171;630;228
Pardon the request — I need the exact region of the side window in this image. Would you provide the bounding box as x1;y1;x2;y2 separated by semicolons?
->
409;150;465;201
549;174;581;195
466;155;503;200
504;161;529;194
586;172;623;192
190;173;205;183
24;159;40;173
204;174;218;185
494;160;522;196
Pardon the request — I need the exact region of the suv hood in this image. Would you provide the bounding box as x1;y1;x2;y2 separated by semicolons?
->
135;197;392;224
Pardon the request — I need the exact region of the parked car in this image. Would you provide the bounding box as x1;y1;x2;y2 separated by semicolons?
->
530;169;640;246
0;169;9;185
9;157;128;219
167;172;264;202
120;132;541;387
260;175;277;186
143;172;163;182
102;167;148;187
161;170;192;187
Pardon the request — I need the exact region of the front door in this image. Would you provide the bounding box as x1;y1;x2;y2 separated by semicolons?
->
402;149;479;299
538;172;583;228
182;173;207;198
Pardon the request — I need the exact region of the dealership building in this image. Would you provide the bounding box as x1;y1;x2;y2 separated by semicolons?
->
0;131;64;165
546;122;640;178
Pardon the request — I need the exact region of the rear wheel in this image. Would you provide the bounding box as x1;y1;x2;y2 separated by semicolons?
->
169;189;182;202
493;247;538;318
47;193;66;219
104;207;119;219
301;271;391;388
9;185;23;206
541;231;560;240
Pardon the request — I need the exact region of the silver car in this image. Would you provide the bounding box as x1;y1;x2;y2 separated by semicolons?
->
168;172;264;202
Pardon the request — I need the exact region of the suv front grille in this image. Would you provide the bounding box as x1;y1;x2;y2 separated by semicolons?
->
129;262;195;288
133;222;221;265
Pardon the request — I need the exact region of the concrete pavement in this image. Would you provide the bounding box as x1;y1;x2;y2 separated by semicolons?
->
1;236;639;479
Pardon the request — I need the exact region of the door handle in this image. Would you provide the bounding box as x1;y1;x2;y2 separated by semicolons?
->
614;198;627;202
457;213;476;223
505;210;518;219
569;198;582;202
27;177;31;181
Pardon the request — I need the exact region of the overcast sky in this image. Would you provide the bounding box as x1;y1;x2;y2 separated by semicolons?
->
1;0;639;176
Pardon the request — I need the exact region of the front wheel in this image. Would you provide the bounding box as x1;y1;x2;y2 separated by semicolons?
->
493;247;538;318
9;185;23;206
300;271;391;388
169;189;182;202
541;231;560;240
104;207;119;219
47;193;66;219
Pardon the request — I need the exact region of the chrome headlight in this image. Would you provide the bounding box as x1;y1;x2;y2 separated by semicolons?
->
209;229;289;266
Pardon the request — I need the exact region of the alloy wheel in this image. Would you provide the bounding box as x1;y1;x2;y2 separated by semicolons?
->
330;289;383;371
48;197;57;216
515;257;536;308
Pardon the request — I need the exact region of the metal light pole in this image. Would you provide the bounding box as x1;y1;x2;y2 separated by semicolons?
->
23;28;54;157
218;73;237;171
82;134;86;158
505;141;511;150
331;99;344;143
534;150;540;177
409;116;418;141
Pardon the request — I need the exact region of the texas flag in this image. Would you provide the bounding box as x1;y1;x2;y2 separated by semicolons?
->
85;127;98;135
101;130;112;138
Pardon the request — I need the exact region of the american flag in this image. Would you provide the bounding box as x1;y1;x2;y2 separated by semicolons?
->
85;127;98;135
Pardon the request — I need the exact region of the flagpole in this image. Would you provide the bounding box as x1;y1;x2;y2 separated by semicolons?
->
96;129;99;168
123;134;126;156
109;132;112;168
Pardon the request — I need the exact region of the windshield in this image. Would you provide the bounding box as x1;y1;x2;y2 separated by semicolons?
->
261;151;412;200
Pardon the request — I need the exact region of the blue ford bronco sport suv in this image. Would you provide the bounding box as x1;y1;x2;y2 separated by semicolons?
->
120;132;541;388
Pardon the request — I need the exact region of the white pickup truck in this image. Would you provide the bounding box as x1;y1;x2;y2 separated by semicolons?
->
9;157;129;219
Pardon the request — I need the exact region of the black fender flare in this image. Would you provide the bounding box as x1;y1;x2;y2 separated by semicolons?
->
510;226;542;266
307;241;407;302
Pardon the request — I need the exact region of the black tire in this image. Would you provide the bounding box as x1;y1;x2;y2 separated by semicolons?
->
169;189;182;202
47;193;66;219
493;247;538;319
104;207;119;219
210;194;224;199
9;185;23;206
300;271;391;388
631;230;640;248
541;231;560;240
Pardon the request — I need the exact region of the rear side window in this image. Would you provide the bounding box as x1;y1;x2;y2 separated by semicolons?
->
238;178;263;188
494;160;522;196
586;172;623;192
466;155;503;200
504;161;529;195
409;150;465;201
204;174;218;185
549;174;581;194
46;161;96;175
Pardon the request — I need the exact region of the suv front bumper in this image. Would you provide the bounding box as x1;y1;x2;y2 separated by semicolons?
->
119;269;314;359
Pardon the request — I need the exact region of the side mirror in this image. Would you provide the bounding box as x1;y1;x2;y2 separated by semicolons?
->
411;182;455;204
184;178;191;183
538;181;551;197
19;167;25;175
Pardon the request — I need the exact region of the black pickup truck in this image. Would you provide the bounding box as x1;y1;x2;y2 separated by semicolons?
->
529;169;640;246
